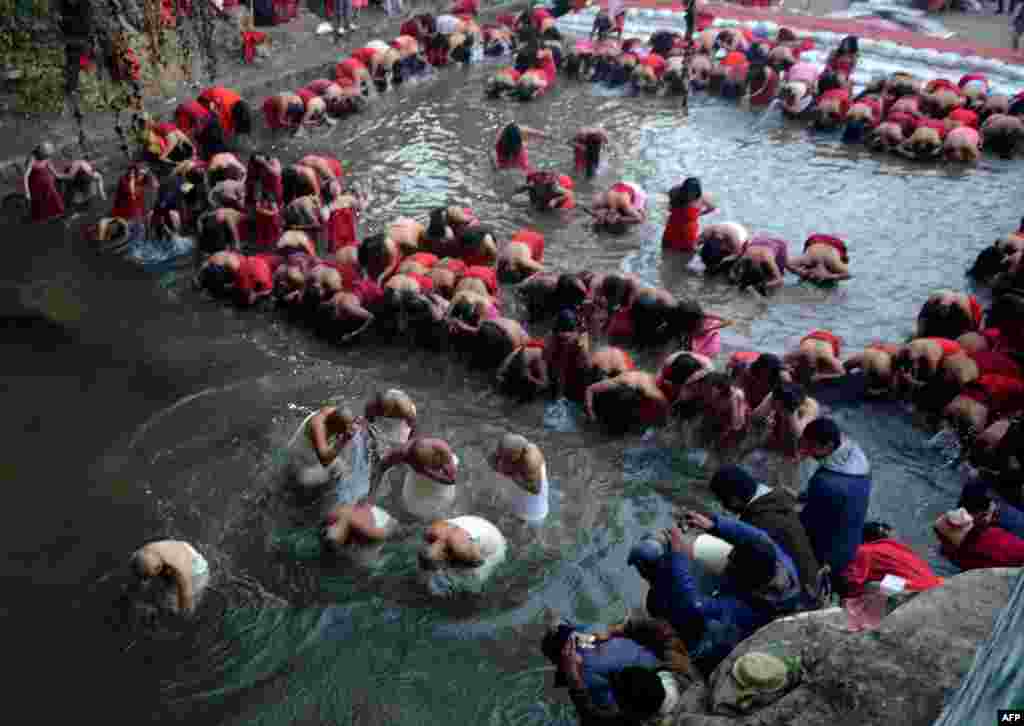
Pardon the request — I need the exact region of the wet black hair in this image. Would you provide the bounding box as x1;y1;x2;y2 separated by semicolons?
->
460;225;494;253
426;208;448;240
773;382;807;413
541;26;562;42
232;101;253;136
197;114;227;159
497;122;524;160
600;275;631;316
967;245;1008;282
592;385;645;435
670;299;705;347
988;290;1024;330
732;257;769;293
649;30;676;57
839;35;859;55
862;521;893;543
554;308;579;333
358;233;390;274
817;70;843;96
514;44;538;73
666;353;705;385
609;667;666;719
750;353;784;383
554;273;588;312
700;237;733;273
199;215;230;254
472;321;517;370
564;52;582;80
727;537;778;591
630;295;668;346
802;417;841;450
916;298;975;340
670;177;702;209
199;263;234;296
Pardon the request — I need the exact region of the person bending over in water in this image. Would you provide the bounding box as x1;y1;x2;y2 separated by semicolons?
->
379;437;459;485
844;342;902;397
322;499;397;553
697;222;750;274
727;234;792;294
784;330;846;384
131;540;210;617
591;181;647;226
916;290;982;340
497;344;551;401
584;370;670;432
786;234;851;283
492;121;551;171
891;337;962;400
497;228;545;283
307;405;363;467
365;389;418;437
654;351;713;416
570;126;609;178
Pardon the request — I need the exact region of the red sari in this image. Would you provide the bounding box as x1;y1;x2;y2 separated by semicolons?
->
110;172;147;221
28;163;65;222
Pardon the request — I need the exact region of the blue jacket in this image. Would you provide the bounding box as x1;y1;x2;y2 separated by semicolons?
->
647;517;802;674
580;636;661;707
799;437;873;579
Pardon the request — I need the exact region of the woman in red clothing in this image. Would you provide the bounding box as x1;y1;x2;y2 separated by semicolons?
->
492;121;549;171
543;309;590;401
570;126;609;178
196;250;282;306
787;234;851;284
197;86;253;140
843;522;943;597
663;177;716;253
935;492;1024;571
24;143;66;222
584;370;669;433
110;164;158;221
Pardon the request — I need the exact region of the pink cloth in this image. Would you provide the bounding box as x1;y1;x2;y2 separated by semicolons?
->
691;319;722;359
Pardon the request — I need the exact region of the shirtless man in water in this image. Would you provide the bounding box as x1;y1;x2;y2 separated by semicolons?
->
378;438;460;485
131;540;210;616
306;405;363;467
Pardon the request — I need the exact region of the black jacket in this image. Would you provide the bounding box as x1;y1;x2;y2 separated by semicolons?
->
743;489;821;600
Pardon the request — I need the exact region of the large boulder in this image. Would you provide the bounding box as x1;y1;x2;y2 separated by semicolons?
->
674;568;1018;726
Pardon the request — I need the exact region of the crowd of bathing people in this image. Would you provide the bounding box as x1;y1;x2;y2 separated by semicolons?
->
20;5;1024;723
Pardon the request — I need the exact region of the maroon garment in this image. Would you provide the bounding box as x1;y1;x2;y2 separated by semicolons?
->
944;525;1024;571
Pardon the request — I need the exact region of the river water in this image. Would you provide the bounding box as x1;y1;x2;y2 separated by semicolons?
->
5;54;1021;724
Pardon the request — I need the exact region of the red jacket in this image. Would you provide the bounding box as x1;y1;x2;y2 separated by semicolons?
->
841;540;944;597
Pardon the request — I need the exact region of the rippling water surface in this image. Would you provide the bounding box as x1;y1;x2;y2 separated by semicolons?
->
5;56;1021;724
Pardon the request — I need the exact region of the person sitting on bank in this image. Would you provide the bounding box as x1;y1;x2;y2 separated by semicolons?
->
798;418;873;594
934;489;1024;571
709;465;823;608
541;615;699;725
843;521;944;598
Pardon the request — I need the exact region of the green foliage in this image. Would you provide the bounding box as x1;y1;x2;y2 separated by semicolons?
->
3;27;191;114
